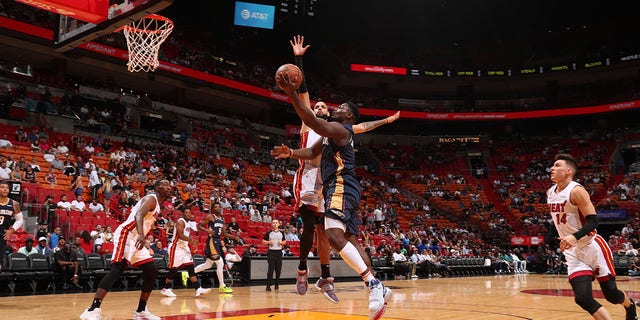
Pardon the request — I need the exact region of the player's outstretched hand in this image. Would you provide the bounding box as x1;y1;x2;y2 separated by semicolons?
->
271;144;291;159
387;111;401;123
290;35;310;56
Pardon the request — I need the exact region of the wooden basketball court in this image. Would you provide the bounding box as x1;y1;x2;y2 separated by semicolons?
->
3;274;640;319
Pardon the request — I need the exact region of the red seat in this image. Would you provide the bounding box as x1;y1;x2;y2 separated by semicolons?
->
101;242;114;254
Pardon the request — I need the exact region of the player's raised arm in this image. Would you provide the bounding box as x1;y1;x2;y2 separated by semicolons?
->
353;111;400;134
290;35;313;129
277;73;349;140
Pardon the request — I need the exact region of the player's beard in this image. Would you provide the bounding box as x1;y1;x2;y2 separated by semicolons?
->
316;114;329;120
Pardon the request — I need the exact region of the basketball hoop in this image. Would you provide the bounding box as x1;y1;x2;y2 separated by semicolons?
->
120;14;173;73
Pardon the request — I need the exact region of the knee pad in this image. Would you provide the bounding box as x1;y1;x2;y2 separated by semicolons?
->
600;278;625;304
570;276;602;314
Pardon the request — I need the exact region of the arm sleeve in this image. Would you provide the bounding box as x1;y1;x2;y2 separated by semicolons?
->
263;231;270;241
294;56;308;94
573;214;598;240
11;212;24;230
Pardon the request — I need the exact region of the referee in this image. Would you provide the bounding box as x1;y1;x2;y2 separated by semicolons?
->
262;219;286;291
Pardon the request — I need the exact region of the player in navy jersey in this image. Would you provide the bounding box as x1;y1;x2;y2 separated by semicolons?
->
273;73;392;320
195;202;233;293
0;180;23;271
288;35;399;302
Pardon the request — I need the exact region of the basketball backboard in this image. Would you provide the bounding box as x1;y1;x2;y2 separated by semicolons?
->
52;0;173;52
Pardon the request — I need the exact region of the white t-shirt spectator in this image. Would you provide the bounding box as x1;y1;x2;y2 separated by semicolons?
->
57;200;72;210
70;199;86;211
0;165;11;179
89;202;105;213
57;144;69;155
0;138;13;148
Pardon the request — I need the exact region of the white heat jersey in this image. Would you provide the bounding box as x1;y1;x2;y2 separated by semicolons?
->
547;181;595;248
170;218;198;249
293;129;324;212
112;193;161;265
115;193;160;239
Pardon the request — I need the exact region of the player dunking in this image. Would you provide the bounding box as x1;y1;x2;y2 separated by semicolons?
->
161;206;211;298
81;179;173;320
194;202;234;294
273;74;392;320
0;181;23;272
548;154;637;320
288;35;399;302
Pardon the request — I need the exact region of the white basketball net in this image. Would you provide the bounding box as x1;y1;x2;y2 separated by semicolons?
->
122;14;174;73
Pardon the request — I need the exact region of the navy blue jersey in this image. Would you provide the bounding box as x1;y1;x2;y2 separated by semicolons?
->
208;214;225;240
0;198;15;233
321;123;357;186
321;123;361;216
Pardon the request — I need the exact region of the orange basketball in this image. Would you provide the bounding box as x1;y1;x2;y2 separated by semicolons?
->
275;63;303;91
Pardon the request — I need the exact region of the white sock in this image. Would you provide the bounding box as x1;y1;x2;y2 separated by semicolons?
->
339;242;374;282
215;257;225;287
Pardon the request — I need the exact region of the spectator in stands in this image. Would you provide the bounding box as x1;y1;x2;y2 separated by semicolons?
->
263;211;273;224
91;225;105;252
89;199;105;213
21;165;37;183
150;239;166;256
51;154;64;171
35;237;53;256
249;205;262;222
285;227;300;241
63;160;76;176
57;140;69;157
88;167;102;200
14;126;27;143
71;173;85;197
57;194;72;211
282;245;294;257
227;217;241;234
392;247;417;279
0;161;11;180
54;241;82;290
36;222;49;240
71;195;86;211
79;230;94;254
53;236;65;253
71;235;87;256
29;157;41;172
44;167;57;185
17;237;38;256
225;244;243;272
30;139;41;152
103;226;114;243
0;134;14;148
43;148;56;163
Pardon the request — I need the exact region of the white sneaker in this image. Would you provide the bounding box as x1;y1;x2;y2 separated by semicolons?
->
196;287;211;297
160;288;177;297
133;308;161;320
368;279;392;320
79;308;102;320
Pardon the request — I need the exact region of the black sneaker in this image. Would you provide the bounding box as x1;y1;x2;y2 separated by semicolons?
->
626;298;638;320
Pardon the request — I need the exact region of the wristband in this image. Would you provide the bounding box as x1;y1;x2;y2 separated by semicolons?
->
289;148;294;158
